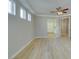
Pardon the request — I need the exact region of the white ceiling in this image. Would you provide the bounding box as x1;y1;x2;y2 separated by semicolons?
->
19;0;71;16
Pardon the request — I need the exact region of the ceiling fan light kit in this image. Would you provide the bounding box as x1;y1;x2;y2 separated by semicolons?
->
57;12;63;15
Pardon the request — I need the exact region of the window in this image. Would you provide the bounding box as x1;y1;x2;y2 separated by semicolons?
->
8;0;16;15
20;8;26;19
28;13;31;22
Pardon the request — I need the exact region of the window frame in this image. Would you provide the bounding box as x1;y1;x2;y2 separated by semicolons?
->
27;13;31;22
8;0;16;16
20;7;26;20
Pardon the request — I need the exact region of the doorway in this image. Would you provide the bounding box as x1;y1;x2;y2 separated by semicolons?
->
61;17;69;38
47;19;56;38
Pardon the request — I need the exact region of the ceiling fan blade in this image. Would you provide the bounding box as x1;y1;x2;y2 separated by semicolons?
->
63;8;69;11
50;11;57;13
63;12;67;13
56;8;59;11
56;7;62;11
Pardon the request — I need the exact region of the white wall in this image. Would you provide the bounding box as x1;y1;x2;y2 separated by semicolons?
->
8;0;35;59
34;16;57;37
34;16;48;37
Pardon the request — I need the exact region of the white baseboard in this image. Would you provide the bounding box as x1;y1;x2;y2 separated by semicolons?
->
34;36;48;39
11;36;48;59
11;38;34;59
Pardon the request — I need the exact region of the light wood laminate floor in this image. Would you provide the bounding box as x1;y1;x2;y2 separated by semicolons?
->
14;37;71;59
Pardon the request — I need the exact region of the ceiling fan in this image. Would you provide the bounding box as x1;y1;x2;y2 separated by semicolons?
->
50;7;69;15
